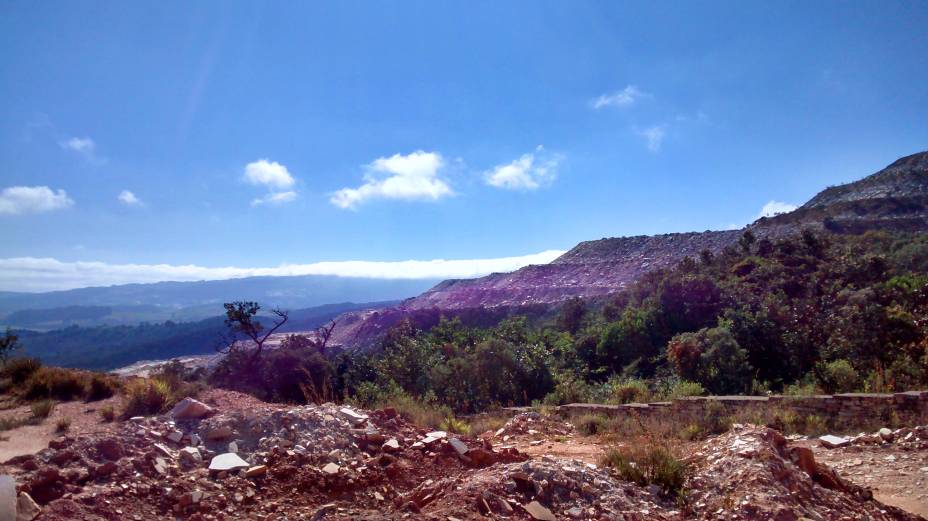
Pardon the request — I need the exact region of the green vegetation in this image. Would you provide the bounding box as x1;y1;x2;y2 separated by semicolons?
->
30;399;55;419
600;442;690;497
205;230;928;418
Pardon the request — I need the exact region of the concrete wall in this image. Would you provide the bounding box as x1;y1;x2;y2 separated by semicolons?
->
556;390;928;425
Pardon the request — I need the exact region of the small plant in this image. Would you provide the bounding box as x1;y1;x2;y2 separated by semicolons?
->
804;414;828;435
600;441;690;497
439;416;471;435
121;378;172;418
100;404;116;422
680;423;703;441
31;399;55;419
55;417;72;433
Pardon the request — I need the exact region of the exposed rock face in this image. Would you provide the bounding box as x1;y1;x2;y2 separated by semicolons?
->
754;150;928;235
331;151;928;349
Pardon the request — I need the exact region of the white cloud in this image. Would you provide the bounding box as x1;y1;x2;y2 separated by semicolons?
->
59;137;95;155
118;190;143;206
636;125;666;152
0;186;74;215
251;190;297;207
484;146;562;190
0;250;567;292
243;159;298;207
331;151;452;209
757;200;798;219
591;85;647;109
243;159;295;190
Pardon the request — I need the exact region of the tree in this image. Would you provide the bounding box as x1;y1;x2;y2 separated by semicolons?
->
220;301;288;370
0;328;21;364
557;297;587;334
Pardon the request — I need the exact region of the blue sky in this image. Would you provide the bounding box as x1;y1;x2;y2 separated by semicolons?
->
1;1;926;291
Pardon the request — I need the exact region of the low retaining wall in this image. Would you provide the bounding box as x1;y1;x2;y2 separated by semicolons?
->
556;390;928;425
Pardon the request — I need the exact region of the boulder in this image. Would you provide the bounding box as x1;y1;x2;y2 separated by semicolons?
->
878;427;894;442
170;398;214;420
208;453;250;472
321;462;340;475
381;439;401;452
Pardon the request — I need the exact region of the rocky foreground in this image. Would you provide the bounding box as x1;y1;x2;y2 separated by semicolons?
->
0;390;925;521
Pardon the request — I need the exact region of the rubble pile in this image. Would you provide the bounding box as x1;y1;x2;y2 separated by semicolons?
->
429;457;679;520
1;391;923;520
0;390;527;520
687;425;922;520
488;412;574;443
846;425;928;448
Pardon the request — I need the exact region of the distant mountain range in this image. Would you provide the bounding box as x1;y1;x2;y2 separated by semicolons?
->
0;275;441;329
327;151;928;348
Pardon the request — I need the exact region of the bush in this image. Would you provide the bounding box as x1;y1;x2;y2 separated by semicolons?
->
121;378;172;418
31;399;55;419
573;414;608;436
466;413;508;436
608;378;650;404
816;359;860;393
3;357;41;385
55;417;72;433
600;442;690;497
24;367;87;401
86;373;119;401
350;383;452;429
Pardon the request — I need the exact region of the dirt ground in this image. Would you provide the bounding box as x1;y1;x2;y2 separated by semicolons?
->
0;396;121;461
796;437;928;518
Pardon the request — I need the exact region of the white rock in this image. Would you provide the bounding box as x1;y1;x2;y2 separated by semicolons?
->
170;398;214;420
321;462;340;475
179;447;203;464
338;407;368;425
819;435;850;449
208;453;250;472
449;438;469;456
166;431;184;443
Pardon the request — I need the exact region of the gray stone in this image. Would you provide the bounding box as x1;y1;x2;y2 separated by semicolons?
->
321;462;340;475
449;438;469;456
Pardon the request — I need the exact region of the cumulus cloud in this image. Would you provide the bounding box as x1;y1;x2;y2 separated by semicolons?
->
484;146;563;190
331;151;452;210
0;250;566;292
59;137;95;155
757;200;798;219
636;125;666;152
118;190;143;206
251;190;297;207
243;159;298;207
0;186;74;215
591;85;647;109
243;159;295;190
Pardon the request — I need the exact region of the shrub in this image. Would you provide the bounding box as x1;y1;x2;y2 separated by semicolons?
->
573;414;608;436
86;373;119;401
31;399;55;419
466;413;508;436
804;414;828;435
439;416;471;435
3;357;42;385
55;417;72;433
608;378;650;404
816;359;860;393
100;405;116;422
600;442;690;497
350;383;452;429
121;378;172;418
24;367;87;401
